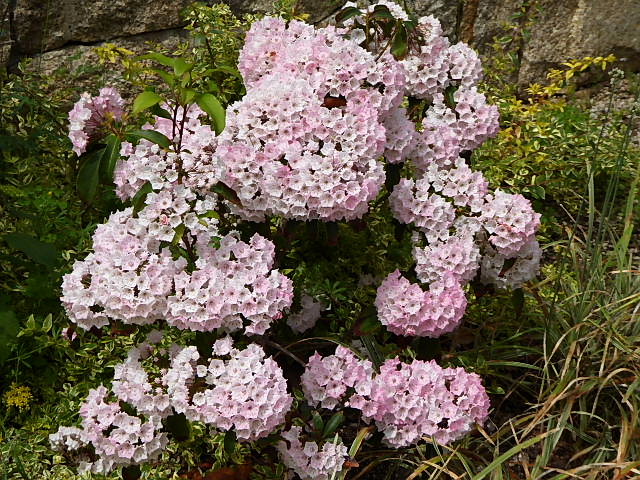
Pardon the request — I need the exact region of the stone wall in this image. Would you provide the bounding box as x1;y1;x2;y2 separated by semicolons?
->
2;0;639;87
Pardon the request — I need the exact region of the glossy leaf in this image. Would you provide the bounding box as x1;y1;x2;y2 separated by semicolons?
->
127;129;172;149
335;6;362;24
132;181;153;214
99;134;122;181
76;149;102;202
197;93;226;134
132;90;163;115
212;181;241;206
390;23;408;59
323;411;345;438
138;52;176;68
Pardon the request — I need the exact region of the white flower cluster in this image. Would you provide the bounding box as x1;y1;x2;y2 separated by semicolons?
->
287;294;325;334
301;345;374;409
164;337;293;442
114;104;223;201
277;426;349;480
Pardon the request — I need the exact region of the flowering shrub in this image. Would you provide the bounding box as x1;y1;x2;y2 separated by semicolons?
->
51;1;543;478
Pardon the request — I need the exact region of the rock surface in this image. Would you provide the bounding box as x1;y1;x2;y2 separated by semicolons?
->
3;0;640;87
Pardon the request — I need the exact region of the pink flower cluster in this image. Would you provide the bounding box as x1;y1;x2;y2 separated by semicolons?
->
60;208;186;330
375;270;467;337
480;190;541;257
50;385;168;474
350;358;490;447
166;233;293;335
217;75;386;221
277;426;349;480
481;237;542;289
164;337;292;442
219;15;412;221
413;234;481;284
301;345;373;409
68;87;124;155
114;104;223;201
299;346;490;448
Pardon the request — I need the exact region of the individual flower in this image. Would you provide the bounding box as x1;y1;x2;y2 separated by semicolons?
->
301;346;374;410
375;270;467;337
349;358;490;447
277;426;348;480
68;87;124;155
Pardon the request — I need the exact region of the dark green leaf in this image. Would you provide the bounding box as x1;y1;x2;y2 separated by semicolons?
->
76;149;102;203
149;103;173;120
164;413;190;441
3;233;60;267
99;134;122;182
132;90;163;115
527;185;546;200
335;6;362;24
212;181;241;206
390;24;408;59
0;310;19;364
312;411;324;432
371;5;394;20
223;430;237;456
323;411;345;438
132;181;153;214
196;93;226;134
127;129;172;149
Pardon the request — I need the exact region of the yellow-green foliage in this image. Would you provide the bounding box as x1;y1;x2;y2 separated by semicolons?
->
475;42;637;229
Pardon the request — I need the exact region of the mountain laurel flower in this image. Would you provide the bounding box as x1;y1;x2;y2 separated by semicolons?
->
349;358;490;447
277;426;348;480
480;237;542;289
68;87;124;156
301;345;374;409
375;270;467;337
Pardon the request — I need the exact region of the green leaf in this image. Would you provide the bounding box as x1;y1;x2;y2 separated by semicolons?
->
131;181;153;214
212;181;241;206
335;6;362;24
138;52;176;68
312;411;325;433
99;134;122;182
171;224;186;246
196;93;226;134
371;5;394;20
132;90;163;115
42;314;52;333
390;23;408;59
76;149;102;202
223;430;237;456
181;88;198;105
512;288;525;318
149;103;172;120
0;310;19;364
173;58;193;76
527;185;546;199
323;412;345;438
127;129;172;149
149;68;175;87
164;413;190;441
3;233;60;267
